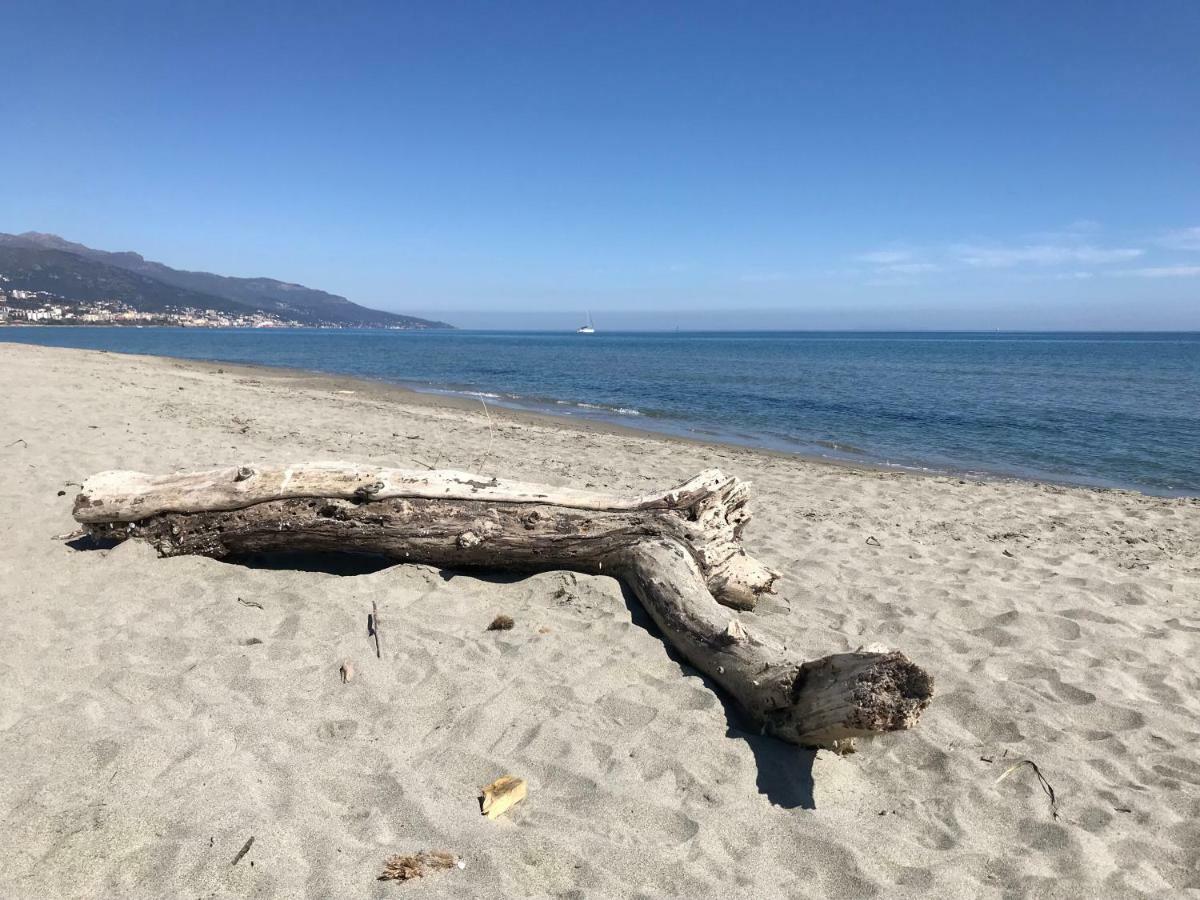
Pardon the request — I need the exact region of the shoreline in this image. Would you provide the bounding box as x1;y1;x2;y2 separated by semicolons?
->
117;348;919;481
2;336;1190;499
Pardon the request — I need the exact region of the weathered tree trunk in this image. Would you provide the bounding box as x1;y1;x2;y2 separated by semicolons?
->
74;464;933;750
615;540;932;747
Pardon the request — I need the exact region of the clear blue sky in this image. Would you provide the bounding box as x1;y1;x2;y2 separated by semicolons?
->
3;1;1198;329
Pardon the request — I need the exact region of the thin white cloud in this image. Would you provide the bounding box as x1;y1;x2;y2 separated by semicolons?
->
1120;265;1200;278
855;250;913;265
884;262;940;274
1157;227;1200;252
854;224;1200;280
953;243;1143;268
738;271;789;283
1027;219;1103;242
855;249;939;276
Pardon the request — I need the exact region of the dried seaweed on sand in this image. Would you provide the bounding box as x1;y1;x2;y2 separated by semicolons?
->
379;850;460;882
487;614;515;631
995;759;1059;820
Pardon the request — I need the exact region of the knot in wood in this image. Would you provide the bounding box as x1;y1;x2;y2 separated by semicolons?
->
234;466;256;482
720;618;748;645
354;481;385;500
457;531;482;549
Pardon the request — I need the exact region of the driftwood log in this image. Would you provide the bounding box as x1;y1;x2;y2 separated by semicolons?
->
74;464;933;749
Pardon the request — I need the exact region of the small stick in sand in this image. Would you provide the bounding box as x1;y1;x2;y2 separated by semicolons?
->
369;600;382;658
231;835;255;866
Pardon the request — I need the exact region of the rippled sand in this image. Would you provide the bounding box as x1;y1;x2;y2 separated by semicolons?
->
0;343;1197;898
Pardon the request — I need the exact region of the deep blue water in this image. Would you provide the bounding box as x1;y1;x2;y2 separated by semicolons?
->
4;327;1199;495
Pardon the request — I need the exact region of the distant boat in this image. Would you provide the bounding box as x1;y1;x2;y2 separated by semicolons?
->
576;311;595;334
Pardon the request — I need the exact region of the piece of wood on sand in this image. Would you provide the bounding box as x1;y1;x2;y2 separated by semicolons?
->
480;775;527;819
74;463;934;750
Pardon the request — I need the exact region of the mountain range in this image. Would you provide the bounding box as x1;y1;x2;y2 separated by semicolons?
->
0;232;451;328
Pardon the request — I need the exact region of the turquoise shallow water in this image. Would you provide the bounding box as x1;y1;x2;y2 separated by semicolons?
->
4;328;1198;495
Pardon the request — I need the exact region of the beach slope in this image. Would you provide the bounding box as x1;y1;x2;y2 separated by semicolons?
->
0;343;1197;898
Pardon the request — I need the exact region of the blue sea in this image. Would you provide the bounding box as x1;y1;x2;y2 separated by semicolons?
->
3;328;1198;495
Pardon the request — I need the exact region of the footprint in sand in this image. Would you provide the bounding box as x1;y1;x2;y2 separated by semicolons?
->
597;694;658;729
317;719;359;740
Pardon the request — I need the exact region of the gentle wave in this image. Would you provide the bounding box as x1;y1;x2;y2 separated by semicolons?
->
426;386;647;420
558;400;642;416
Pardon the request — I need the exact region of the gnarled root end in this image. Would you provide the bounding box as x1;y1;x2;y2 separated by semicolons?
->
687;476;778;611
766;651;934;750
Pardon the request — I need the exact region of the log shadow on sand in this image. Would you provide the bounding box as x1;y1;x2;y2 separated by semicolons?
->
616;581;817;810
223;550;397;576
66;534;123;552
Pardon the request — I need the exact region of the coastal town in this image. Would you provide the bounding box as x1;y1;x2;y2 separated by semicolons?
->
2;287;366;329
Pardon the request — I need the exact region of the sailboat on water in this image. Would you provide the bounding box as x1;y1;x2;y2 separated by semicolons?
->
576;311;596;334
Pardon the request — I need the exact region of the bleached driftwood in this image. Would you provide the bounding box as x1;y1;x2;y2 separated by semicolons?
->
74;464;933;749
74;464;776;610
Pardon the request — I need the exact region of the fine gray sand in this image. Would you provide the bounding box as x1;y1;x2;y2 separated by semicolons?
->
1;342;1198;898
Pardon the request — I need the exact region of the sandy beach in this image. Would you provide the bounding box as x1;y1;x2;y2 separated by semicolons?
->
0;341;1197;898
